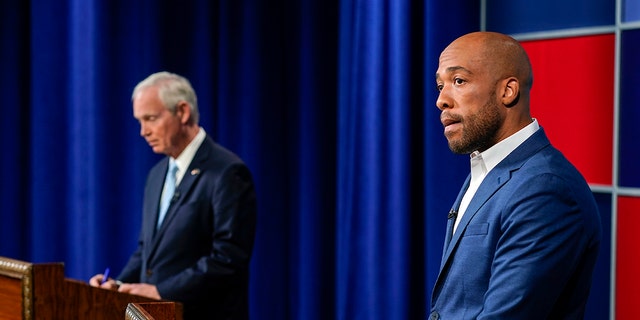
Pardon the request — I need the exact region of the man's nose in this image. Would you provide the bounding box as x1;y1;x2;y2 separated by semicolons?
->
436;85;453;111
140;124;149;137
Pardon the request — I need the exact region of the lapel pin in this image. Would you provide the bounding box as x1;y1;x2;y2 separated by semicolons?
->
191;168;201;175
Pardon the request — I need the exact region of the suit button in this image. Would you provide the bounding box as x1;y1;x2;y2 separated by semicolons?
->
429;311;440;320
146;269;153;276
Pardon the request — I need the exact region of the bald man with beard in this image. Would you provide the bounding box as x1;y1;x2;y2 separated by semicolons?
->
429;32;601;319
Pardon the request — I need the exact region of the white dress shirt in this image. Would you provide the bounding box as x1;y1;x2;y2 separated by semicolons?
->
453;119;540;232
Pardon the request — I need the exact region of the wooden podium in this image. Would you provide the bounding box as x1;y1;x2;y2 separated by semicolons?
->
125;302;182;320
0;256;182;320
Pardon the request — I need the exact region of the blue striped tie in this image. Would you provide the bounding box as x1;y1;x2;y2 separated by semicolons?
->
157;160;178;229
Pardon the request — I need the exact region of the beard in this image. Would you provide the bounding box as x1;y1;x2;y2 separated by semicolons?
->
446;96;502;154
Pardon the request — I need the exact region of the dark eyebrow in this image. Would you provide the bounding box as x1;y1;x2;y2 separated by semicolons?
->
435;66;473;80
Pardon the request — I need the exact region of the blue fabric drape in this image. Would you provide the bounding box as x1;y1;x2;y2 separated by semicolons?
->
1;1;603;320
337;1;420;318
1;1;31;259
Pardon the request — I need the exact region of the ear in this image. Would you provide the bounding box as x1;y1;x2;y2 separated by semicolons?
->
501;77;520;107
175;101;191;124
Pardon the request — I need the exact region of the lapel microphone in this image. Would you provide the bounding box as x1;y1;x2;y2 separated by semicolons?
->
171;190;181;203
448;209;457;219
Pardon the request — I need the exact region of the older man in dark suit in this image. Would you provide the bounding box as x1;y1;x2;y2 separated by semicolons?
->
91;71;257;320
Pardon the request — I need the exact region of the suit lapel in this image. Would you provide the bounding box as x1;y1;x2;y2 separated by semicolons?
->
432;128;552;302
144;158;170;243
154;161;204;236
445;169;511;258
147;137;214;260
441;176;469;268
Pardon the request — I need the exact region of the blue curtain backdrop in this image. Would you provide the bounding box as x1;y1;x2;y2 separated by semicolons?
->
0;0;603;319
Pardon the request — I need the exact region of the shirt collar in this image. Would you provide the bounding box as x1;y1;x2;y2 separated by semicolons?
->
476;118;540;174
171;127;207;174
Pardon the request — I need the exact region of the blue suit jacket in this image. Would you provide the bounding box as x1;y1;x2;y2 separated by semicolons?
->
118;136;257;320
430;129;601;320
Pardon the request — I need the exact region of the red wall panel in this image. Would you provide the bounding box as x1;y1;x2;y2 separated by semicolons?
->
616;196;640;319
521;35;614;185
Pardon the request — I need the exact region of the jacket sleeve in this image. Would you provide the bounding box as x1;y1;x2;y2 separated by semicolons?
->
478;173;599;319
116;230;144;283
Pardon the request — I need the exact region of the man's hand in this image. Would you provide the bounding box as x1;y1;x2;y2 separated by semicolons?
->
88;274;119;290
118;283;162;300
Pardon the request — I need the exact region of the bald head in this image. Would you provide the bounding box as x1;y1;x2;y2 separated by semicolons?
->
436;32;535;153
445;32;533;94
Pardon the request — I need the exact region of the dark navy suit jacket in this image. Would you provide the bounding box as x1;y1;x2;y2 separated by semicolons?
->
118;136;257;320
430;128;601;319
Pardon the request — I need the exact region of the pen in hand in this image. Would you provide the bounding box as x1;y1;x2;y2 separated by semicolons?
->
101;267;110;285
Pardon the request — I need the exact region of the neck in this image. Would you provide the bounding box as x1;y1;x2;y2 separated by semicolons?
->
169;125;200;158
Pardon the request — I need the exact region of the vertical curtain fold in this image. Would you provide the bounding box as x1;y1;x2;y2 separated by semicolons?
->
29;0;71;264
68;0;97;278
337;0;425;318
289;1;339;319
0;0;31;259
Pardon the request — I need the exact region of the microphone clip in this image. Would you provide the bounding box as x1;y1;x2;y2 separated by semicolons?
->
171;190;181;203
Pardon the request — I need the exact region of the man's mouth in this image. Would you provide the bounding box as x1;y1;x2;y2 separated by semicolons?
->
441;118;458;127
441;114;462;135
